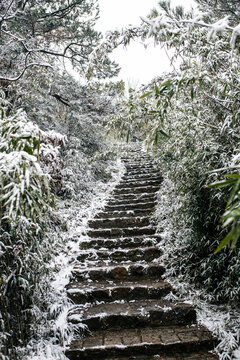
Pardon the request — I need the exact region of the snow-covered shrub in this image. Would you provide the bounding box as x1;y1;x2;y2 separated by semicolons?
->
0;107;69;359
0;66;123;359
39;130;67;194
152;103;240;303
107;0;240;304
0;109;51;225
0;0;122;356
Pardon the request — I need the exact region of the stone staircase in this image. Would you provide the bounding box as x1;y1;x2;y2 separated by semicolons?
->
65;146;218;360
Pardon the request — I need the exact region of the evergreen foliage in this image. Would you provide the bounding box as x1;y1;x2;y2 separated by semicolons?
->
106;0;240;304
0;0;119;81
0;1;121;358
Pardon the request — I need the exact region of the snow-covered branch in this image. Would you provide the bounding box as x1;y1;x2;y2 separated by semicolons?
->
0;62;53;82
141;13;240;50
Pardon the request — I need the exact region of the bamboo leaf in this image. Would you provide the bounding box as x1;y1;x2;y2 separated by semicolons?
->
206;179;236;188
214;229;234;254
140;91;153;99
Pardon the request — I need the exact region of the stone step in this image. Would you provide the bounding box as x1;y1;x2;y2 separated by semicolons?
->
126;168;158;176
77;246;162;262
122;175;162;183
124;163;155;169
122;153;150;158
108;195;157;207
116;178;162;189
95;208;155;219
122;171;161;181
122;159;152;164
65;147;218;360
114;185;160;196
66;326;217;360
123;158;152;163
111;193;157;203
79;235;161;250
88;216;152;229
102;354;219;360
121;152;149;157
68;300;197;330
66;280;172;304
125;163;155;170
121;149;142;154
122;156;151;162
104;201;157;212
72;262;165;281
87;226;156;238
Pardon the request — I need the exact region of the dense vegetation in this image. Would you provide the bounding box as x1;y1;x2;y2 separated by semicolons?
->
1;0;240;358
106;0;240;304
0;1;123;359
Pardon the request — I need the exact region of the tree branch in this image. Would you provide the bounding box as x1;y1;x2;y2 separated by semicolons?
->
0;62;53;82
51;93;70;106
38;0;84;19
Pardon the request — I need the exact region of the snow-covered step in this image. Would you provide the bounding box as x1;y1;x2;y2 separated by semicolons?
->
125;159;155;165
107;194;157;206
114;185;160;195
72;262;165;281
116;178;162;189
66;280;172;304
88;216;152;229
124;162;155;169
68;299;197;330
79;235;161;250
65;146;218;360
122;175;162;183
95;354;218;360
95;208;155;219
125;163;156;169
122;155;151;161
66;326;217;360
126;168;158;176
77;246;162;262
112;191;158;200
122;153;150;158
109;195;157;205
123;171;161;179
87;225;156;238
104;200;157;212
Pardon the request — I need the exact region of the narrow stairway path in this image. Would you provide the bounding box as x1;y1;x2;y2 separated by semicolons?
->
65;146;219;360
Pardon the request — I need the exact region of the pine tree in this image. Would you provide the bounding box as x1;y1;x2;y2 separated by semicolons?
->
0;0;119;82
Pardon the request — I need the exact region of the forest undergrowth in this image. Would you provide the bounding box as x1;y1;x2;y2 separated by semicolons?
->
2;0;240;359
101;1;240;358
0;67;124;359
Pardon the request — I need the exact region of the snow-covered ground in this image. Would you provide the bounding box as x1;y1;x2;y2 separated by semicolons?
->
22;154;125;360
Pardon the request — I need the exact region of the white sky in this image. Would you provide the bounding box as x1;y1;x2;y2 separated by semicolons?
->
96;0;197;85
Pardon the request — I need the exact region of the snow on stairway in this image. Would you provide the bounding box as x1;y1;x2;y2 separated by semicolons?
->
65;145;218;360
79;235;162;250
66;280;172;304
72;262;166;281
68;299;197;330
66;326;217;360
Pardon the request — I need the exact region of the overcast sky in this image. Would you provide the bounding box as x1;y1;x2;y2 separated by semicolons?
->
96;0;197;86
